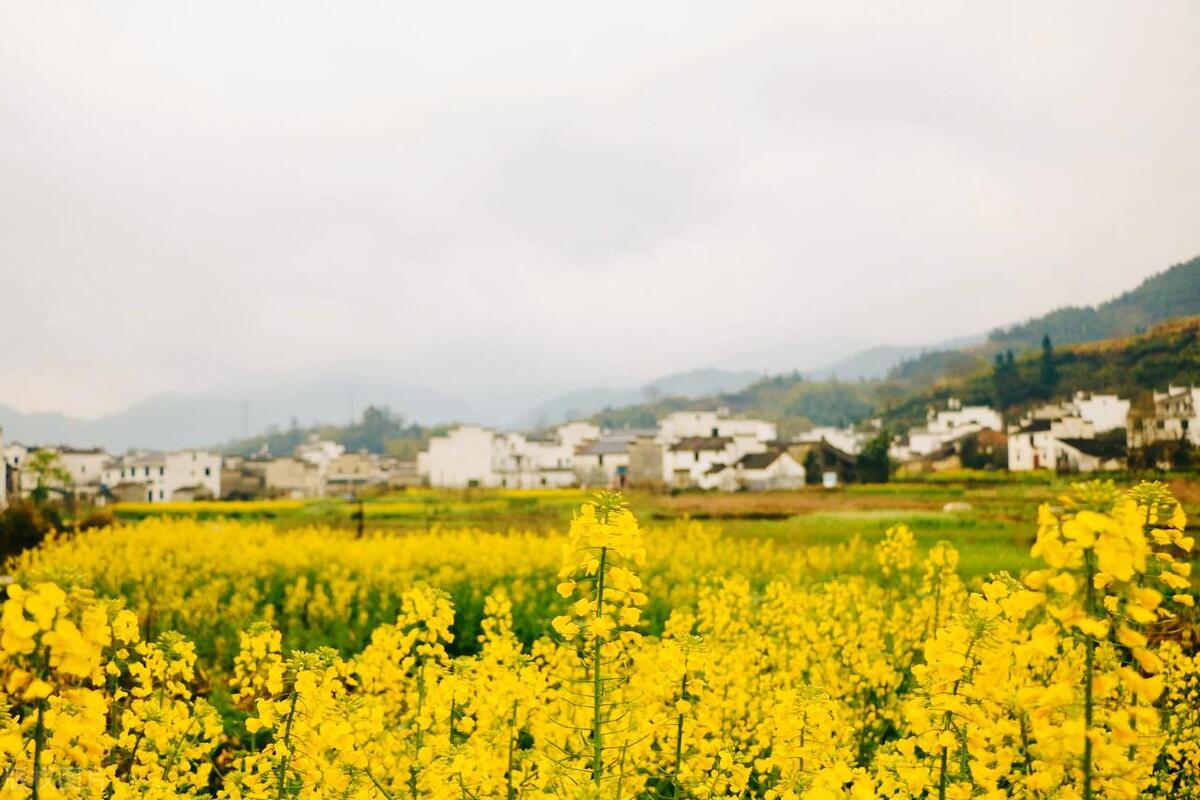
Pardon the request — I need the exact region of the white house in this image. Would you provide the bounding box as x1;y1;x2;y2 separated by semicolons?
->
794;426;868;455
1051;437;1127;473
57;448;115;494
418;422;598;488
663;436;767;489
493;432;578;488
657;411;777;444
575;434;635;487
418;425;498;488
1071;392;1130;434
908;399;1004;457
1007;419;1056;471
713;449;806;491
1129;385;1200;448
928;399;1004;434
109;450;222;502
905;398;1004;458
556;422;602;452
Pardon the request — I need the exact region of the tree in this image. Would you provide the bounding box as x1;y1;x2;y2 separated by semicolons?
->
992;349;1023;410
27;450;72;505
856;431;892;483
1039;334;1058;398
0;502;59;560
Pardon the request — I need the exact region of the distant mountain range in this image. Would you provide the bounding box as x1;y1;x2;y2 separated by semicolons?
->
2;254;1197;451
804;335;987;381
0;376;474;452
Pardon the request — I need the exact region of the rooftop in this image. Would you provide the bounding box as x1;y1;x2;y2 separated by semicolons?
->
669;436;733;452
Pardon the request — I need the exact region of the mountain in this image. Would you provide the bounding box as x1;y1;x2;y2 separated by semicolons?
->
989;255;1200;350
881;314;1200;426
589;315;1200;437
514;368;761;429
0;376;475;452
6;254;1199;451
805;334;987;381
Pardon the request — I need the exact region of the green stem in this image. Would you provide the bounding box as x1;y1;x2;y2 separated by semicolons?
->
31;699;45;800
937;637;978;800
411;662;426;800
366;766;398;800
275;690;300;800
674;666;689;781
505;701;517;800
1082;549;1096;800
592;545;608;787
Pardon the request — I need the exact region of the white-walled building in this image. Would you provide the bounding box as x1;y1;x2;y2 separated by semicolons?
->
493;432;578;488
1007;419;1056;471
1007;391;1130;473
418;422;599;488
574;434;635;486
657;411;777;444
108;450;222;502
656;410;778;488
58;448;114;488
1072;392;1130;434
420;411;777;491
556;422;602;452
1129;385;1200;449
711;449;806;491
417;425;498;488
908;399;1004;457
295;437;347;471
664;437;743;488
794;426;868;455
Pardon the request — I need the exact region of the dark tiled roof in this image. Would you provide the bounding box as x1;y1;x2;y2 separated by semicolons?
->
669;436;733;452
1018;419;1052;434
1058;437;1127;459
736;451;784;469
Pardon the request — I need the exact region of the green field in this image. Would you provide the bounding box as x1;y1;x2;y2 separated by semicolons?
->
107;474;1198;580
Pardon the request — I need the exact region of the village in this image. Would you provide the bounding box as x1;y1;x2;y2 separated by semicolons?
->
1;384;1198;507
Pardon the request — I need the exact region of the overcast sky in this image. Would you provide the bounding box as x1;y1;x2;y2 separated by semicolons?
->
2;1;1198;418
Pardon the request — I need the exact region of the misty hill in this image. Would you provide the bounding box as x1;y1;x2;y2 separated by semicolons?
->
513;368;760;428
5;254;1199;451
805;334;987;381
989;255;1200;350
590;315;1200;437
0;376;475;452
884;315;1200;426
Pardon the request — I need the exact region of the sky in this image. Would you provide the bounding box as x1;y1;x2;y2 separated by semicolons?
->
2;1;1198;419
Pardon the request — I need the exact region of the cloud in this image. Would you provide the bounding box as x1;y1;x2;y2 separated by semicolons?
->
0;0;1198;417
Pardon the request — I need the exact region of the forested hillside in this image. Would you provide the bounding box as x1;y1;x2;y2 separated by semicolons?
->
988;255;1200;350
590;316;1200;435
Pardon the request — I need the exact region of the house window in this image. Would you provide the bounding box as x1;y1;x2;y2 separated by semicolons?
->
598;454;604;466
159;489;164;499
147;489;153;501
204;466;211;476
159;467;165;476
694;451;700;462
144;467;150;477
711;427;719;437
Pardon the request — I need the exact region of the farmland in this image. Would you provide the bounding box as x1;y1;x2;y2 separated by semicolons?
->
1;478;1197;797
